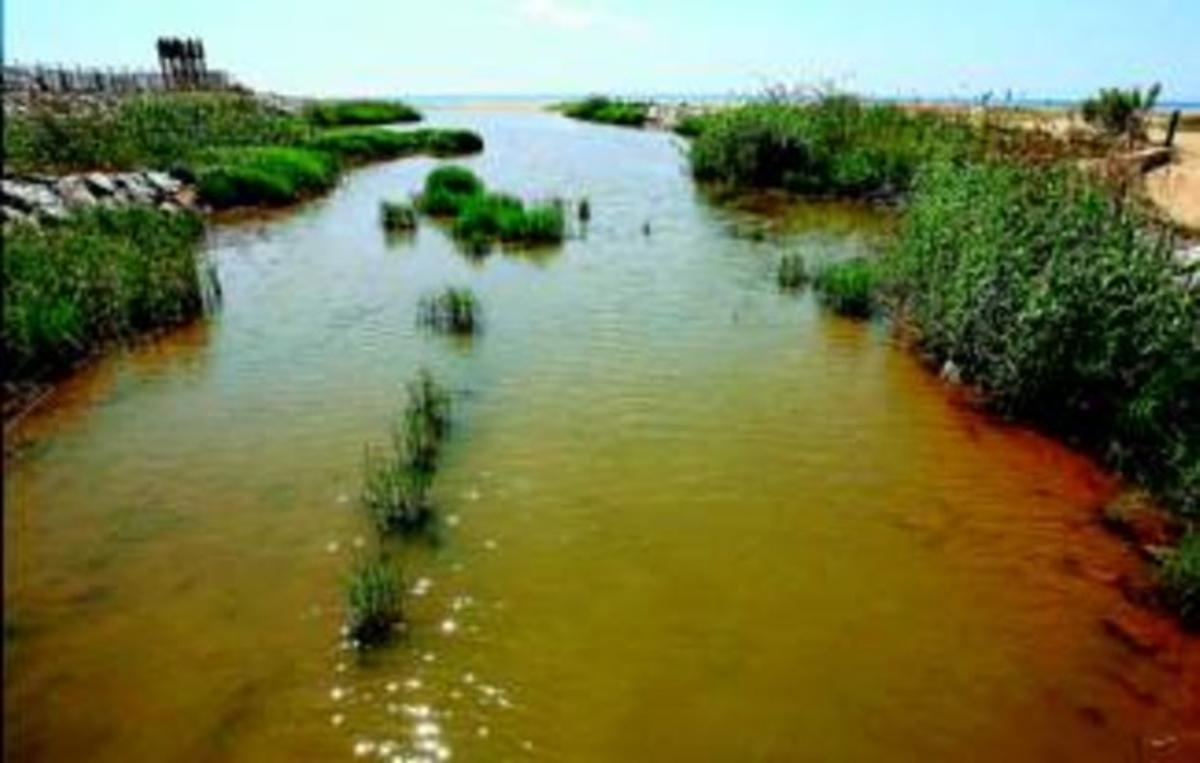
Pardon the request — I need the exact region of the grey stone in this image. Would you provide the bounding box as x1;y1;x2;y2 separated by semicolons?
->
84;172;118;196
117;173;157;204
35;202;70;223
145;171;182;195
55;176;97;208
939;359;963;386
2;179;59;212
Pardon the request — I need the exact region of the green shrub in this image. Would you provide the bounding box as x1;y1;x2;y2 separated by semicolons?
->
346;557;403;647
304;100;421;127
813;257;878;317
380;201;417;232
191;146;339;208
890;160;1199;512
3;207;207;385
560;96;650;127
418;287;480;334
417;165;485;216
3;93;311;173
674;112;717;138
1081;84;1160;139
1161;532;1200;629
453;193;565;245
777;254;809;290
689;95;979;197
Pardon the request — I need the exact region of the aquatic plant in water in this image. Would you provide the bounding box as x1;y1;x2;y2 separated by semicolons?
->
813;257;878;317
777;254;809;290
418;287;480;335
381;201;418;232
346;557;404;647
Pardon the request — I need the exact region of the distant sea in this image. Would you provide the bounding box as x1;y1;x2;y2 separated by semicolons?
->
406;93;1200;112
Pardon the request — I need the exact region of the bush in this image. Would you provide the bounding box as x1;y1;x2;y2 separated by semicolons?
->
3;207;207;385
346;557;403;647
890;160;1199;512
1161;531;1200;630
813;257;878;317
418;287;480;334
1081;84;1161;139
417;165;486;216
453;193;565;245
777;254;809;290
381;201;417;232
560;96;650;127
305;127;483;164
304;100;421;127
191;146;339;208
689;95;979;197
3;93;311;173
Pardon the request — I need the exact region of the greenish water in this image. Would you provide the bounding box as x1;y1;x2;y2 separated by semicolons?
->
3;111;1187;762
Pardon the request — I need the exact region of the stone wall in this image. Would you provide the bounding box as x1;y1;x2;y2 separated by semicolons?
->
2;172;197;226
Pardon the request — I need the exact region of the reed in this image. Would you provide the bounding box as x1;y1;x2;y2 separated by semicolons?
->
813;257;878;317
304;100;422;127
418;287;481;335
345;557;404;647
380;201;418;232
776;254;809;290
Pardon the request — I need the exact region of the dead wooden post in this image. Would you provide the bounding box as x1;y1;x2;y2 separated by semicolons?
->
1165;110;1181;148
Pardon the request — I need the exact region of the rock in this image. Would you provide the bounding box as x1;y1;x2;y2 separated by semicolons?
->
939;359;963;385
36;202;70;223
115;173;156;204
2;205;34;225
84;172;117;196
54;176;97;209
2;178;58;212
144;171;182;195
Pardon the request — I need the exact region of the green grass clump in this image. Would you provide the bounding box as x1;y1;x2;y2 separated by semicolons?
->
418;287;481;334
890;160;1199;513
190;146;339;208
777;254;809;290
690;94;979;198
305;127;483;164
380;201;418;232
1081;84;1160;139
673;112;718;138
453;193;565;246
360;370;452;534
1161;531;1200;630
3;93;311;174
304;100;422;127
560;96;650;127
417;165;486;216
3;207;207;386
813;257;879;317
346;557;404;647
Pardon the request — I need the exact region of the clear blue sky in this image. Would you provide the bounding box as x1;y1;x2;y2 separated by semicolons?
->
4;0;1199;100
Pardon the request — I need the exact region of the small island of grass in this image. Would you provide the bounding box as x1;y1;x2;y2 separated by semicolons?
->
303;99;422;127
556;96;651;127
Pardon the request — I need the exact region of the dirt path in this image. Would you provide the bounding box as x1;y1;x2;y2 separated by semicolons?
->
1145;131;1200;233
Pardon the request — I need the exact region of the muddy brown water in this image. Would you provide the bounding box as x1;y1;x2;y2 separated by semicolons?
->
4;110;1194;761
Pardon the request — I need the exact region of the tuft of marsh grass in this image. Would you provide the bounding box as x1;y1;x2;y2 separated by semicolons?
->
3;207;208;387
345;557;404;647
813;257;878;317
305;127;482;165
190;146;339;208
418;287;480;335
380;201;418;232
777;254;809;290
415;166;566;247
559;96;650;127
1161;531;1200;630
417;165;486;216
304;100;422;127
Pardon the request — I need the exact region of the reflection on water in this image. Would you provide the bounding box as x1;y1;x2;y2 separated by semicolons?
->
4;111;1193;762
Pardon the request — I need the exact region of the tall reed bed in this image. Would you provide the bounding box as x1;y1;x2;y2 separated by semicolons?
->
416;166;565;249
3;207;208;388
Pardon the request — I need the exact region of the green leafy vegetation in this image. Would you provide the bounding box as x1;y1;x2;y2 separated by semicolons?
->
303;99;421;127
690;94;979;198
380;201;417;232
813;257;879;317
1161;531;1200;630
889;160;1199;514
777;254;809;290
559;96;651;127
189;146;339;208
1081;84;1161;139
416;166;565;248
305;127;483;164
345;557;404;647
3;207;208;388
418;287;481;335
673;112;718;138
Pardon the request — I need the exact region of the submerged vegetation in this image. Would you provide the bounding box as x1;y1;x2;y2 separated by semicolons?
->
380;201;418;232
558;96;650;127
3;207;208;389
813;257;879;317
345;557;404;646
303;99;421;127
418;287;481;335
776;254;809;290
889;161;1198;515
416;166;566;249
